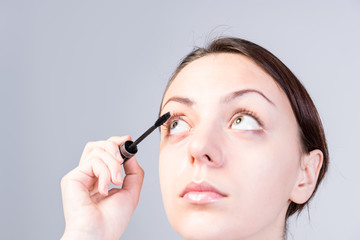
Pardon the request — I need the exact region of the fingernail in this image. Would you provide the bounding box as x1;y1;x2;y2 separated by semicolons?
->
104;184;109;195
116;172;122;182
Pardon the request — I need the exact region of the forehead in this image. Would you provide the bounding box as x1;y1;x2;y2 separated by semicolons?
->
162;53;284;107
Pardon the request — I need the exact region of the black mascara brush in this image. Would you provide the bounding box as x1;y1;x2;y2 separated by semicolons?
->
119;112;171;163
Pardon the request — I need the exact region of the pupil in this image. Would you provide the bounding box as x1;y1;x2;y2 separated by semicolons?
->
236;117;242;124
171;121;178;129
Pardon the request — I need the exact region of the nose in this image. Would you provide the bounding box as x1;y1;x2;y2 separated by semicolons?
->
187;123;225;168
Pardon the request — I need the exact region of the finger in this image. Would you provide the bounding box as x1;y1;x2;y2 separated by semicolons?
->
107;136;131;146
77;157;112;196
61;158;111;214
80;141;98;164
61;166;94;215
80;136;131;164
91;158;111;196
85;148;123;185
103;140;123;161
122;157;144;207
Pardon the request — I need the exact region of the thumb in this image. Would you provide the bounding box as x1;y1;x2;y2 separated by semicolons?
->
121;157;145;208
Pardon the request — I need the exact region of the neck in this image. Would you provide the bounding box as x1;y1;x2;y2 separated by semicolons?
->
241;207;288;240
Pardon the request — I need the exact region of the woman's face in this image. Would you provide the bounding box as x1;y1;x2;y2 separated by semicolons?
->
159;53;303;239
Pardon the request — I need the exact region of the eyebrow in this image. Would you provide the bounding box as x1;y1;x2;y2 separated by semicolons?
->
161;88;275;111
162;96;194;110
222;89;275;106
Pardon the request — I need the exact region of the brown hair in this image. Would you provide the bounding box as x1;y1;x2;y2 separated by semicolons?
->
162;37;328;220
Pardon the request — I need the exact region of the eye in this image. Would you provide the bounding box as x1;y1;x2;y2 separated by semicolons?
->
169;119;190;135
231;115;261;130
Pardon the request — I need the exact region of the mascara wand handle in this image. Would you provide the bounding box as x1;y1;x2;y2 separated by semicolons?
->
119;140;138;163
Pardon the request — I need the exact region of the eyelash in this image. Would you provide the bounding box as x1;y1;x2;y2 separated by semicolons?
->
162;108;263;134
162;113;185;133
231;108;263;127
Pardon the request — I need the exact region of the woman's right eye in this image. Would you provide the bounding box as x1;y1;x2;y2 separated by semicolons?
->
169;119;190;135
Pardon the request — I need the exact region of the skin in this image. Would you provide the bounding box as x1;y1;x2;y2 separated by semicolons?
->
159;53;323;240
61;136;144;240
60;53;322;240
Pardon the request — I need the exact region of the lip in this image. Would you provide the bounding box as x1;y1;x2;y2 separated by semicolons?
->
180;181;227;204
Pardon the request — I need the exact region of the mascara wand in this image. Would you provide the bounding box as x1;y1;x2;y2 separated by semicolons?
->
119;112;171;163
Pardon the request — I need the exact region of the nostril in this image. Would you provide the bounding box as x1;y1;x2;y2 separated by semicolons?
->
187;134;224;167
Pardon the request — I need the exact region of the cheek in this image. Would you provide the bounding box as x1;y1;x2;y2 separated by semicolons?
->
225;135;301;218
159;144;187;209
159;143;198;233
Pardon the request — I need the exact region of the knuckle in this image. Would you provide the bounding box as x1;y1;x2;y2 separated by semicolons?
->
107;136;118;141
104;141;115;151
91;147;103;155
110;162;120;172
60;175;69;187
101;169;111;179
139;167;145;176
108;141;119;152
92;156;103;165
85;141;94;148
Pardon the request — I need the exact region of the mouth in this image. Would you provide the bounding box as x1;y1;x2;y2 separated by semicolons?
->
180;181;227;204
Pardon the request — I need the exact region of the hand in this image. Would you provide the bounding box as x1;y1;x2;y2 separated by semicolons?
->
60;136;144;240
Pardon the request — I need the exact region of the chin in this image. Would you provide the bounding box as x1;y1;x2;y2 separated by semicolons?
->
169;210;240;240
176;223;224;240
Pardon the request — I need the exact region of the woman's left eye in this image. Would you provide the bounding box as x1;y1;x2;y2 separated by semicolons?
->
231;115;261;130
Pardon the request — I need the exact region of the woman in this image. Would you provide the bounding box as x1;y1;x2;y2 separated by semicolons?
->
61;37;328;240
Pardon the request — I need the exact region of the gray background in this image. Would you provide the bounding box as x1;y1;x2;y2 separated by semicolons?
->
1;1;359;239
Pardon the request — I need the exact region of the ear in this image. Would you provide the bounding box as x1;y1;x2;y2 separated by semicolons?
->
290;149;324;204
